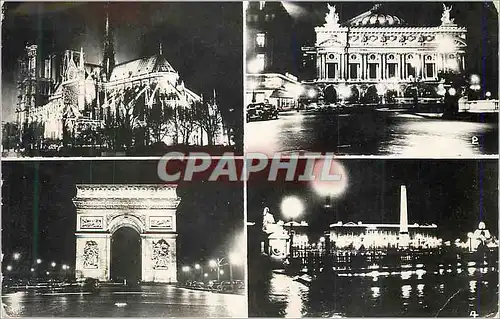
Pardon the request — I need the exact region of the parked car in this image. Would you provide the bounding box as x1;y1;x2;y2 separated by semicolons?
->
246;103;279;121
207;280;222;290
80;278;101;293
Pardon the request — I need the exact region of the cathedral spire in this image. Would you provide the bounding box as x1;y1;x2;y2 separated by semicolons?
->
101;3;115;81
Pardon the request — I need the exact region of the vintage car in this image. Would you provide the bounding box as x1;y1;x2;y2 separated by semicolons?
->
246;103;279;122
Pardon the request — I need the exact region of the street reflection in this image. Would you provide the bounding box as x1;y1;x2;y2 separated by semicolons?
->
254;263;499;317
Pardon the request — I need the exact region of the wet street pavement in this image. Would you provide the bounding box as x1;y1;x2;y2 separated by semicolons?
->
2;285;246;317
245;109;498;156
249;266;498;317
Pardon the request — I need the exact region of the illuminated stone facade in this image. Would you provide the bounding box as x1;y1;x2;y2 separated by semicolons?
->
329;185;439;249
74;184;179;283
16;14;226;148
328;222;439;249
262;207;309;260
302;4;467;103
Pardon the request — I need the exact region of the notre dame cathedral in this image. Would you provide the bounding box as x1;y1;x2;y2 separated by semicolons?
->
16;10;227;152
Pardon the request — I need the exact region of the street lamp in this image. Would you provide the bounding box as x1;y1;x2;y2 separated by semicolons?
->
13;253;20;261
247;78;258;103
467;232;474;252
310;159;348;206
281;196;304;258
182;266;191;281
310;160;348;257
36;259;42;264
194;263;203;281
6;265;12;271
229;252;243;282
375;83;387;104
307;89;317;99
209;258;227;281
248;57;264;74
51;262;56;268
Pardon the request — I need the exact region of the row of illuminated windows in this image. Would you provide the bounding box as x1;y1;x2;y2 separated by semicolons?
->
325;62;436;79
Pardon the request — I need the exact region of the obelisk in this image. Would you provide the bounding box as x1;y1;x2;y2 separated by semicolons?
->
399;185;410;248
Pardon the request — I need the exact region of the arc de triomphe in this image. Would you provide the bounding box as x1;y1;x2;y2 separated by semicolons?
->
74;184;179;283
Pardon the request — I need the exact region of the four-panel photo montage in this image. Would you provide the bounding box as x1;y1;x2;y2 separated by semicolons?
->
1;1;498;318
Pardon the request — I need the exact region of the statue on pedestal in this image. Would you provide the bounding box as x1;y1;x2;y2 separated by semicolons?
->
441;4;455;25
324;4;340;28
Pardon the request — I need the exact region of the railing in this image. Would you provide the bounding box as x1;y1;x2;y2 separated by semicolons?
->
458;99;499;113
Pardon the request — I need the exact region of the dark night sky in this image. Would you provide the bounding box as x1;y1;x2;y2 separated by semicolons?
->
278;2;498;93
1;2;243;128
1;161;243;269
248;159;498;242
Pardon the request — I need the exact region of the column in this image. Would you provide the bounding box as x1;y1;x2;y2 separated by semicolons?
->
420;54;425;79
105;235;111;281
344;53;349;80
402;55;406;80
399;54;403;79
377;53;384;80
383;54;387;80
339;53;343;80
316;53;321;80
362;54;366;80
461;55;465;72
322;54;326;79
319;54;323;79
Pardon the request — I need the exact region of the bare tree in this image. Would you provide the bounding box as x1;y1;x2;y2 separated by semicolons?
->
194;99;223;146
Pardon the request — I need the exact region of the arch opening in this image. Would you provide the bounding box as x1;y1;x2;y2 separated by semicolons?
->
110;226;142;284
324;85;338;104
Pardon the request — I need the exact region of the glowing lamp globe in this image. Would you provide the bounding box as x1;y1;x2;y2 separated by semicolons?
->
310;159;348;198
280;196;304;220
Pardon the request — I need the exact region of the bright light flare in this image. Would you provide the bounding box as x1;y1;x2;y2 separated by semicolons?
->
437;35;456;53
310;159;348;198
209;260;217;268
280;196;304;220
248;58;264;74
13;253;20;260
229;252;243;265
338;85;351;99
470;74;480;84
307;89;317;99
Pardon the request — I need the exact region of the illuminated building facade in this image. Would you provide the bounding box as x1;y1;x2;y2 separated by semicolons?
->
328;222;439;249
245;1;301;109
16;13;225;147
262;207;309;260
74;185;179;283
328;185;439;249
302;4;467;104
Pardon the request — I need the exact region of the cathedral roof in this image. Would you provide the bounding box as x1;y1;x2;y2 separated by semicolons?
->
345;4;405;27
109;54;177;82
